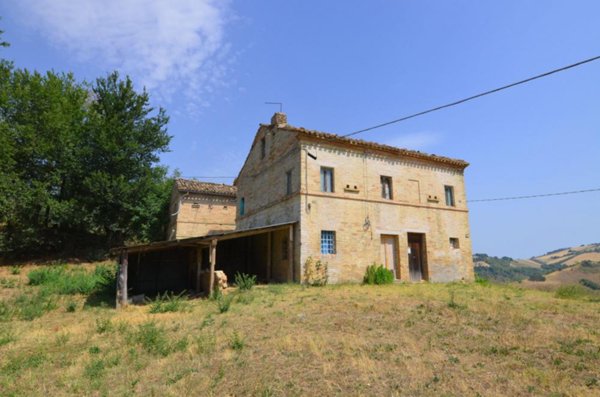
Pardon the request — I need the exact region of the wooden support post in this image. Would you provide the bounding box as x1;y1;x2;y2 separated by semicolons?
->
288;225;294;282
266;232;272;281
209;239;217;297
196;246;202;293
116;250;128;309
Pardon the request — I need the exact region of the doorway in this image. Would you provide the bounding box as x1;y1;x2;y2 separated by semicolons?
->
407;233;427;281
380;235;400;279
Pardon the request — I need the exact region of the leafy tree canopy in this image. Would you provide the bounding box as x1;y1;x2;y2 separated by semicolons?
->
0;47;174;256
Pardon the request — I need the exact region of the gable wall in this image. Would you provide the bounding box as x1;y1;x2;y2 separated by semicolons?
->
236;126;302;230
169;192;236;240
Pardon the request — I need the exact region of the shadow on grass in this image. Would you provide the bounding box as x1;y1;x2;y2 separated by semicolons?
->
84;285;116;308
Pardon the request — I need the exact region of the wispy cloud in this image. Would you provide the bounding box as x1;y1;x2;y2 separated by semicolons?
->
17;0;232;111
382;131;443;151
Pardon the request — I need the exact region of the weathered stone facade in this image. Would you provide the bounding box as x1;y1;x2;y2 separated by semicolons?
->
167;179;237;240
234;113;474;283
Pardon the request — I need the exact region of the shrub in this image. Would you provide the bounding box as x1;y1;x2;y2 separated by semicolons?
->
363;264;394;285
132;321;171;356
9;265;22;275
580;260;600;269
303;256;328;286
28;264;116;296
447;290;466;309
555;285;589;300
230;331;245;351
580;278;600;290
65;300;77;312
0;300;13;322
14;291;56;321
28;266;65;286
95;318;113;334
528;274;546;282
0;278;17;288
147;291;189;313
84;358;105;380
0;328;15;346
217;295;233;313
235;272;256;291
196;332;216;355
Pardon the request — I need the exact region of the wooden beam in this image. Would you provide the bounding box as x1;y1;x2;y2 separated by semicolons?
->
116;251;128;309
288;225;294;282
196;246;202;293
266;231;272;281
209;239;217;297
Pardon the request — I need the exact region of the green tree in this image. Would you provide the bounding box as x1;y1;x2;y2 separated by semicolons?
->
0;67;173;254
79;72;172;247
0;69;88;252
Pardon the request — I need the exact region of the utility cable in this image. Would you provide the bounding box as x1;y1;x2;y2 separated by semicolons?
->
468;187;600;203
344;55;600;137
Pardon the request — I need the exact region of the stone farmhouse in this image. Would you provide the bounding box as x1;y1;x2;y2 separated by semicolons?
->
114;113;473;305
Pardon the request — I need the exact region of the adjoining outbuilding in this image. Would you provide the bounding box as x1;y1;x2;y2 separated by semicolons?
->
113;222;295;307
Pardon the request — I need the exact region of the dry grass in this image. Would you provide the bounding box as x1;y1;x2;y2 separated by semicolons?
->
1;263;599;396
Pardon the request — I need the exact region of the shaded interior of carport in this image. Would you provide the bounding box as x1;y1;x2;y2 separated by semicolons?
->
114;222;295;304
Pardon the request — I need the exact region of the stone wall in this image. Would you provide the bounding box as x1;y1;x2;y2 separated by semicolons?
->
168;190;236;240
298;140;473;283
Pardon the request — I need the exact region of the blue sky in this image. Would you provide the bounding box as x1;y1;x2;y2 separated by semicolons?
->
1;1;599;258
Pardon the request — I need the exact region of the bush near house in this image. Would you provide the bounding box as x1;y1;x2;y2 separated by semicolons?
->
303;257;328;286
363;264;394;285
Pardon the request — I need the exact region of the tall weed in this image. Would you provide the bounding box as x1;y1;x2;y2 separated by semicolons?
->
235;272;256;291
27;264;116;296
147;291;189;313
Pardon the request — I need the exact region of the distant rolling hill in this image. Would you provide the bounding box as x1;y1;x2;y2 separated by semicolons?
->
474;243;600;287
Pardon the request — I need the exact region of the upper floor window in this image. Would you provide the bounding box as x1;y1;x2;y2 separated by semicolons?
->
321;230;336;254
260;137;266;159
320;167;334;193
381;176;393;199
449;237;460;249
239;197;245;216
286;170;293;195
444;185;455;206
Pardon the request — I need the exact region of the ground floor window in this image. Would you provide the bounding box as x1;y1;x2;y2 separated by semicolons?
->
321;230;336;254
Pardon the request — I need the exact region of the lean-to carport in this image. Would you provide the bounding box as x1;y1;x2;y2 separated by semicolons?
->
111;222;296;308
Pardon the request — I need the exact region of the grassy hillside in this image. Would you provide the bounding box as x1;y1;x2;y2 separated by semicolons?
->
1;263;599;396
522;260;600;291
474;243;600;283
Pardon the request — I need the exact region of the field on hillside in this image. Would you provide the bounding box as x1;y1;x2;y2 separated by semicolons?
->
1;263;600;396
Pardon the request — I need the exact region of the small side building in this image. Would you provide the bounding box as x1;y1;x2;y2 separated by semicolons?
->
167;179;237;240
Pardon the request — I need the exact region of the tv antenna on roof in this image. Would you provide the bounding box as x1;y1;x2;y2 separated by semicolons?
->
264;102;283;112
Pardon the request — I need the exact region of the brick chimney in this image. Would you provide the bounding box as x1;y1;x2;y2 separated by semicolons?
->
270;112;287;127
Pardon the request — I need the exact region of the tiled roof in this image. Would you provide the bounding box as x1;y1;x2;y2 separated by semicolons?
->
174;178;237;197
265;124;469;169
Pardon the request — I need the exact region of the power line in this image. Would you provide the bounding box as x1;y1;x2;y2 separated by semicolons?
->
344;55;600;137
468;187;600;203
182;176;236;179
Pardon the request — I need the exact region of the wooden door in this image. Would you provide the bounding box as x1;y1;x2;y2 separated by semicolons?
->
407;233;424;281
380;235;399;279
